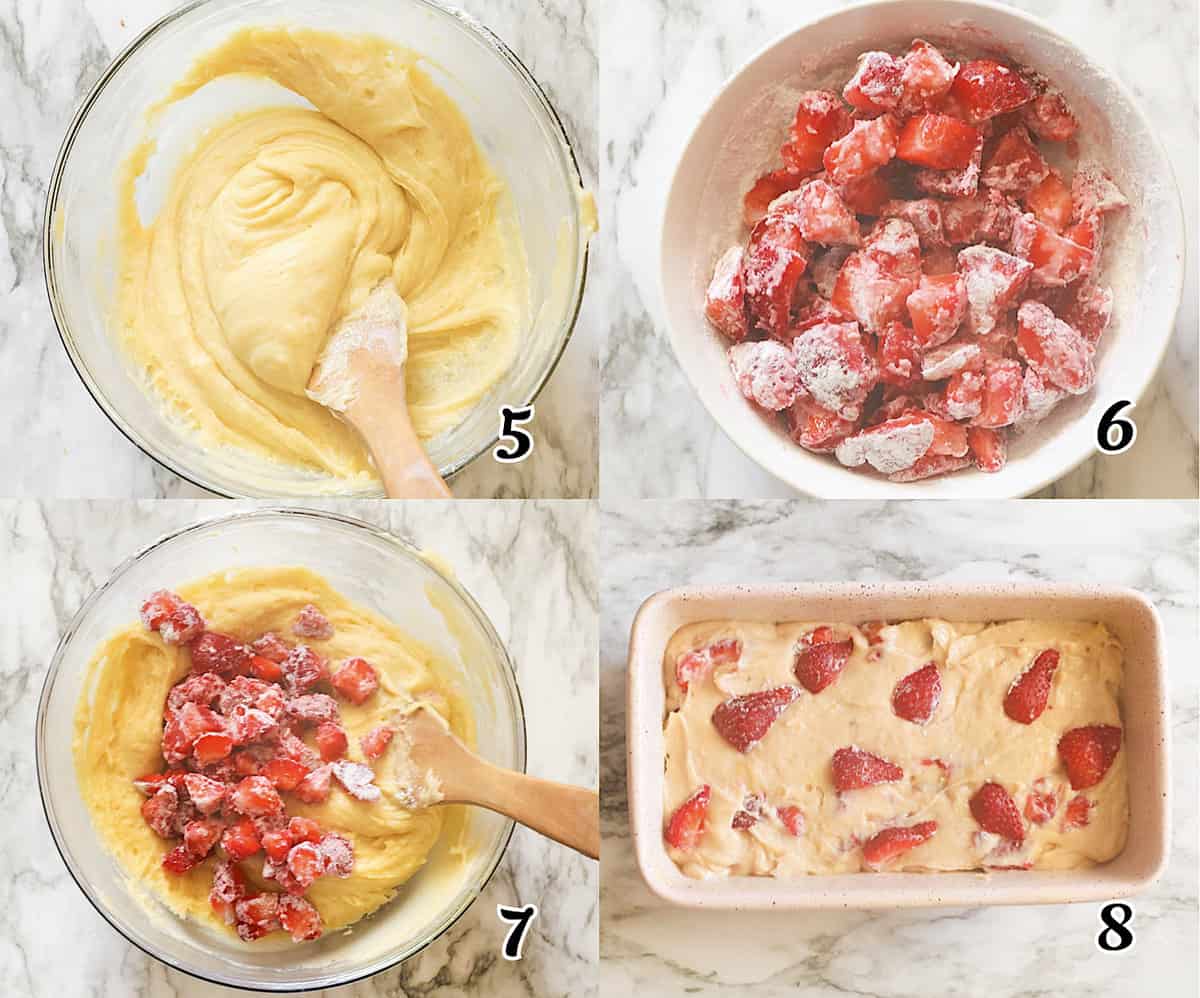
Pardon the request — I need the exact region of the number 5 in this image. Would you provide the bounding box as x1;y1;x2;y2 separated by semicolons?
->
495;406;535;463
497;903;538;960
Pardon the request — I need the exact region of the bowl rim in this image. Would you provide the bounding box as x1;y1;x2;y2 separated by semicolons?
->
41;0;592;498
35;505;528;991
658;0;1187;499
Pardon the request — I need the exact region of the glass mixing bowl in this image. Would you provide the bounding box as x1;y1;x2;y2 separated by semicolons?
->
43;0;591;496
37;508;525;991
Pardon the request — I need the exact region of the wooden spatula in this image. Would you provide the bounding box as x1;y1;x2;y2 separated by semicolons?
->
390;706;599;860
308;284;451;498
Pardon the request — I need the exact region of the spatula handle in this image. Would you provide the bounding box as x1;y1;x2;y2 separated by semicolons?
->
470;766;600;860
345;380;452;499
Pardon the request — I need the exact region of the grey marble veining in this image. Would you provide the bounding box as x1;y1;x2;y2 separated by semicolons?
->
0;499;597;997
600;0;1199;500
599;499;1198;996
0;0;597;498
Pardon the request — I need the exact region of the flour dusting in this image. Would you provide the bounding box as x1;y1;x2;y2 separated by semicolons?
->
307;283;409;413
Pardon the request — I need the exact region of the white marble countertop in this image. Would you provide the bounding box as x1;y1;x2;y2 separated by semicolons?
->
601;0;1199;499
600;499;1198;995
0;499;598;997
0;0;598;498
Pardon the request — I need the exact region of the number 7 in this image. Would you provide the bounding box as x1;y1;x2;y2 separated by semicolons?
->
497;903;539;960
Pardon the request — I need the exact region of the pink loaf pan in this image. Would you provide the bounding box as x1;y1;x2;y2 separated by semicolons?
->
626;583;1170;909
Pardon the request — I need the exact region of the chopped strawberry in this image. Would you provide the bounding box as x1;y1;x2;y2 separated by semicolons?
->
1058;725;1122;789
292;603;333;640
1018;365;1068;426
286;817;321;846
728;340;802;411
862;820;938;868
921;338;982;380
315;722;349;762
711;686;801;752
969;782;1024;841
1021;87;1078;142
705;246;749;342
294;764;333;805
665;785;711;850
743;213;811;337
913;133;983;197
249;655;284;683
1024;780;1059;825
777;804;805;837
906;273;967;346
877;322;924;388
1003;648;1060;724
162;842;200;875
981;126;1049;195
957;245;1033;336
843;51;903;115
273;731;321;769
835;412;936;475
281;645;327;696
743;168;807;228
193;730;234;764
779;180;861;246
941;189;1017;245
831;746;903;792
781;91;854;174
675;637;741;691
286;692;340;726
791;321;879;418
262;828;293;862
160;601;205;645
229;776;284;817
140;590;183;632
1010;213;1098;287
183;818;223;858
886;451;971;482
1023;171;1073;230
731;794;765;830
788;395;859;453
891;662;941;724
286;841;326;891
1062;794;1094;830
228;704;278;745
235;893;280;942
899;39;959;113
180;773;225;815
221;818;262;861
262;758;309;791
880;198;945;248
360;726;395;761
1059;280;1113;346
832;217;921;332
278;894;323;942
824;115;900;186
332;761;382;802
1071;162;1128;221
967;426;1007;473
330;657;380;705
793;637;854;693
141;784;180;839
166;672;226;711
319;832;355;878
251;632;291;663
950;59;1035;122
973;357;1026;428
232;749;263;777
1016;301;1095;395
131;770;178;796
897;114;982;170
210;859;247;924
860;620;887;645
839;170;896;216
219;676;286;718
189;632;251;677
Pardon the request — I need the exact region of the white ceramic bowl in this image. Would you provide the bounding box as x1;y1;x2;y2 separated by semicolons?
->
38;508;525;990
660;0;1185;498
44;0;591;497
627;583;1170;909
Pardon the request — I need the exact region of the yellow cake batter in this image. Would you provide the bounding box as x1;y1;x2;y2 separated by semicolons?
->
73;565;473;936
116;27;529;482
664;619;1127;878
